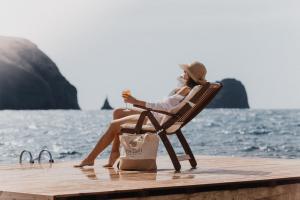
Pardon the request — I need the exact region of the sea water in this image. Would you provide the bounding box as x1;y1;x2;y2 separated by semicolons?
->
0;109;299;164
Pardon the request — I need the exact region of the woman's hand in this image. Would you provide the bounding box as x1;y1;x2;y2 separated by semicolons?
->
122;94;138;105
177;86;191;96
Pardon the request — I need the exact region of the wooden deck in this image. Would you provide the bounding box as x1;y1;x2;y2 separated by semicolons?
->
1;156;300;200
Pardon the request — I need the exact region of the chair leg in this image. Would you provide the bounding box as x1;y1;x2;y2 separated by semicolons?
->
159;131;181;171
176;130;197;168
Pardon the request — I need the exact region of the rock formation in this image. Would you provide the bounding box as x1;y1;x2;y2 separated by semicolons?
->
208;78;250;108
101;97;113;110
0;36;80;110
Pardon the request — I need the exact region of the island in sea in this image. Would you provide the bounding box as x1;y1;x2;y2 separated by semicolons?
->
101;97;113;110
0;36;80;110
208;78;250;109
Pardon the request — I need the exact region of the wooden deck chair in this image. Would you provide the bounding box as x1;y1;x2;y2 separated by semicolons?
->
120;82;223;171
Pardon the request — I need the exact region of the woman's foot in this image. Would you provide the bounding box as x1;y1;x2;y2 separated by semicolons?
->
103;163;113;168
103;152;120;168
73;159;94;168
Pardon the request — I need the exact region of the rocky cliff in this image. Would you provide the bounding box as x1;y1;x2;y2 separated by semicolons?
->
208;78;250;108
0;36;80;110
101;97;113;110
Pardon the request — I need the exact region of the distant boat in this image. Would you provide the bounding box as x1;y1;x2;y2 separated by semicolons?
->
101;97;113;110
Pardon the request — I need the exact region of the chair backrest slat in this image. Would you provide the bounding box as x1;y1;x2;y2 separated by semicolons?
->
182;84;221;126
162;82;222;130
178;87;211;122
161;83;209;129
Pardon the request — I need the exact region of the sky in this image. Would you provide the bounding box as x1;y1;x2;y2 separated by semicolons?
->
0;0;299;109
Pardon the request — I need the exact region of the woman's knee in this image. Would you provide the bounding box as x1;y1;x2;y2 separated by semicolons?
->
110;120;121;131
113;108;124;119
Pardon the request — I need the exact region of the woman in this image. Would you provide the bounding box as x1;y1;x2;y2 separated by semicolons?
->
74;61;207;168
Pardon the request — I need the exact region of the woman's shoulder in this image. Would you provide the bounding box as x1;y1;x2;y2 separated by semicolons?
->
176;86;191;96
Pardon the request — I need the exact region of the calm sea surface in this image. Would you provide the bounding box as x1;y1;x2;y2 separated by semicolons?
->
0;109;299;164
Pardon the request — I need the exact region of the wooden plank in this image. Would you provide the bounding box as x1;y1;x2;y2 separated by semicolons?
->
0;156;300;200
113;184;300;200
0;191;52;200
177;154;191;161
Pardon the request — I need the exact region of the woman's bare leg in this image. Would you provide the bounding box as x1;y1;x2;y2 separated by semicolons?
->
74;109;141;167
103;108;142;167
102;135;120;168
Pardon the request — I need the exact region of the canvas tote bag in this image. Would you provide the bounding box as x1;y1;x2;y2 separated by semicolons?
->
118;133;159;171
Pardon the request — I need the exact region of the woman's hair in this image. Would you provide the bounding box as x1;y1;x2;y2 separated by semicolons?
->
185;76;199;88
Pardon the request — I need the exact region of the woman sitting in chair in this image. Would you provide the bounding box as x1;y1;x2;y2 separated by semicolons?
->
74;61;207;167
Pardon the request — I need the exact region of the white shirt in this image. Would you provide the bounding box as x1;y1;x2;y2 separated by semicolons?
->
145;93;185;122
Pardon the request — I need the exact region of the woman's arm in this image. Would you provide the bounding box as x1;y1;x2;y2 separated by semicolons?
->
122;94;146;107
122;86;191;111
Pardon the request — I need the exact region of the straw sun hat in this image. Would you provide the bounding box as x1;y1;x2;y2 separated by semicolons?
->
179;61;207;85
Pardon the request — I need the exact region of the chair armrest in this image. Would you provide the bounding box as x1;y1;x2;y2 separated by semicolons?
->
124;110;161;134
133;104;177;117
133;104;149;110
134;110;149;134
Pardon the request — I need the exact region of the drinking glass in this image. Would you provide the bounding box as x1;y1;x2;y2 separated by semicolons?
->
122;89;131;111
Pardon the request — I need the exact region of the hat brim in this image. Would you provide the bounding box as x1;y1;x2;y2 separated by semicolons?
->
179;64;189;71
179;64;207;84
